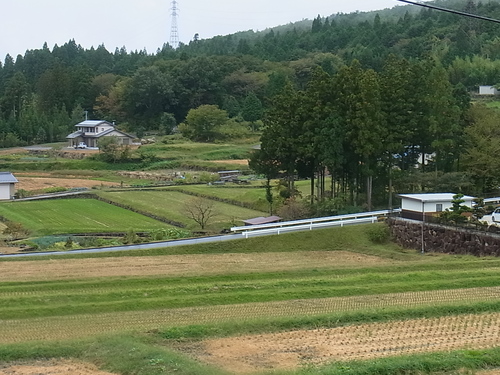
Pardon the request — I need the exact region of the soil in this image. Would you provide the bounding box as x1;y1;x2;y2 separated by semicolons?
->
182;313;500;374
211;159;249;166
15;176;116;191
0;360;117;375
0;251;389;281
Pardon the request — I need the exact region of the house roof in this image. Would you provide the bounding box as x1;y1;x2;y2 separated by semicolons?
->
66;130;83;139
75;120;113;128
66;129;134;139
398;193;475;203
243;216;281;225
0;172;18;184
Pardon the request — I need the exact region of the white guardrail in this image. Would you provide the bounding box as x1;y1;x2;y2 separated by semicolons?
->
231;209;401;238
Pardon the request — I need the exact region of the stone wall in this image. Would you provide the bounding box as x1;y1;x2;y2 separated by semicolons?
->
389;218;500;256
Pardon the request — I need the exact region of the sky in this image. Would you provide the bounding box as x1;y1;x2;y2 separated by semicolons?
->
2;0;416;60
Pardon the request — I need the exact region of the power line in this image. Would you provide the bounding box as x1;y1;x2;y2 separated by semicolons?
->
396;0;500;24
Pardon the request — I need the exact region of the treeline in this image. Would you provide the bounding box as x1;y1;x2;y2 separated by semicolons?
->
2;0;500;148
251;55;490;211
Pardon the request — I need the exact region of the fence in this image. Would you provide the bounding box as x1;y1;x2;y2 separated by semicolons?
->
231;209;401;238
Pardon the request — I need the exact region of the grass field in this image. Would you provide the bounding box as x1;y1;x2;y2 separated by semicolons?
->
97;190;267;230
0;199;172;235
1;225;500;374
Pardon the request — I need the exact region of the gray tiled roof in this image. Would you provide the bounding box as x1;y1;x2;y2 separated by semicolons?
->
0;172;18;184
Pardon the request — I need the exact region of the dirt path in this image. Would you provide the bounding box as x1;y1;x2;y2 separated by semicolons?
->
0;360;117;375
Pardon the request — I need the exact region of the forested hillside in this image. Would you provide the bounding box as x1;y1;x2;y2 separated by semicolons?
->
2;0;500;205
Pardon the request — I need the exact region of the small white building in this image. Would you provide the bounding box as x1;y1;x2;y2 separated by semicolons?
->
0;172;18;200
398;193;475;221
479;86;500;95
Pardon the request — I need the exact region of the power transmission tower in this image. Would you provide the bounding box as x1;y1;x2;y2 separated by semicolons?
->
170;0;179;49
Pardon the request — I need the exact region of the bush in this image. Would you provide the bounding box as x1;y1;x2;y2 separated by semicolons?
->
149;228;190;241
367;224;390;244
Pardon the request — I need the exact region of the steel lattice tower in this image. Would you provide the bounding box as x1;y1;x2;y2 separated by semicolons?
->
170;0;179;49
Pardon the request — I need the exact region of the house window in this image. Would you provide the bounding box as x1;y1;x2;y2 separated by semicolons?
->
101;128;104;132
436;203;443;212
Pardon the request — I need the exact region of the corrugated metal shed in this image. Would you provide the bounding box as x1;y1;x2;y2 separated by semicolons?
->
0;172;18;184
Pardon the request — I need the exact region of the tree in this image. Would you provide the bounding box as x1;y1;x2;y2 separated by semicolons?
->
241;91;263;130
439;194;471;224
97;136;130;163
123;66;175;128
185;197;216;230
179;105;230;142
462;105;500;194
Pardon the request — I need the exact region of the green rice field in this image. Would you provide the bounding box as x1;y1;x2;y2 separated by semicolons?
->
0;199;172;235
97;190;267;230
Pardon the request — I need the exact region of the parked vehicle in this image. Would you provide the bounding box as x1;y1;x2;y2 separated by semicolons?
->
76;142;87;149
492;207;500;222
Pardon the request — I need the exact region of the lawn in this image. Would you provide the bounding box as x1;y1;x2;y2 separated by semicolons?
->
97;190;267;230
0;198;172;235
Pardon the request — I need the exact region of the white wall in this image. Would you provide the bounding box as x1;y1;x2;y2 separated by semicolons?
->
479;86;499;95
0;184;13;200
402;198;474;213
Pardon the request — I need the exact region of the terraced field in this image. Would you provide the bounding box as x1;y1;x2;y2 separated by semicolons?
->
0;199;172;235
96;189;267;230
1;225;500;375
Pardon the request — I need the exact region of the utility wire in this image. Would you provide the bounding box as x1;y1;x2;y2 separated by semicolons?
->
397;0;500;24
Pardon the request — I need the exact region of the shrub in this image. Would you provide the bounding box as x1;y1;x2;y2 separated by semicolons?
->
367;224;391;244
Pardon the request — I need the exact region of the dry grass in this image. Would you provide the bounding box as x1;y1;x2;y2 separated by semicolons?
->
0;251;390;282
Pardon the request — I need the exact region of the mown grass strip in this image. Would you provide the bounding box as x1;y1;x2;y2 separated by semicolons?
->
0;334;224;375
299;347;500;375
1;269;500;319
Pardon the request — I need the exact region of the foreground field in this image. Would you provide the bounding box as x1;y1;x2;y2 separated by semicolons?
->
1;225;500;375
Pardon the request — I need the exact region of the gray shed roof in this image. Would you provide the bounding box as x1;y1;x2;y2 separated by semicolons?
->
0;172;18;184
243;216;282;225
398;193;475;203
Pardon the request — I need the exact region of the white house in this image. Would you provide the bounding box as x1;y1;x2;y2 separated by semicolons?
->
398;193;475;221
66;120;135;148
0;172;18;200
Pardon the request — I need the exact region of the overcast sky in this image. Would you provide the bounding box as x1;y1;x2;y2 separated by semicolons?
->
2;0;419;61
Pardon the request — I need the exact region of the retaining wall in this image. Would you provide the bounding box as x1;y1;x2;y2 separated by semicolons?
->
389;218;500;256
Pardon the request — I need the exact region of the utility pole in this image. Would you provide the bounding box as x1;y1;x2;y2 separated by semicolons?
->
170;0;179;49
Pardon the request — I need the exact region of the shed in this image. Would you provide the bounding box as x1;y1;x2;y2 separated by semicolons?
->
243;216;282;226
217;170;241;181
479;86;499;95
398;193;475;221
0;172;18;200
